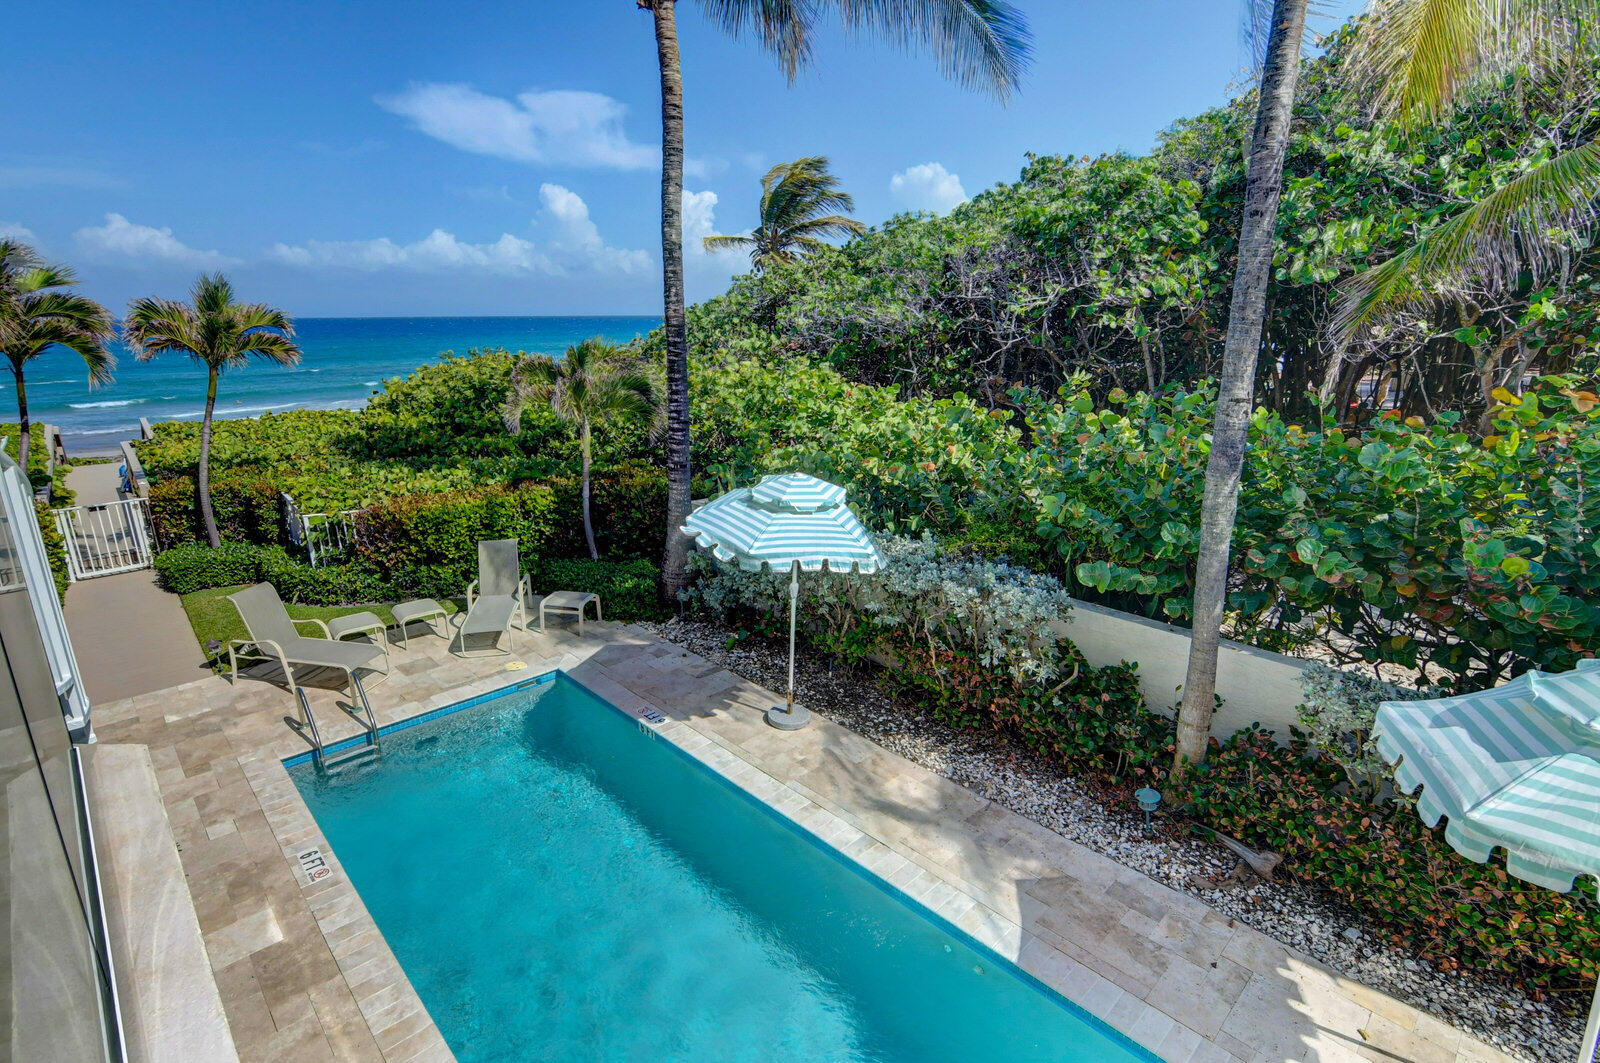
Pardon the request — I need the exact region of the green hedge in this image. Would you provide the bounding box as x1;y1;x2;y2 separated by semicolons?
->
531;558;667;622
153;542;265;595
149;472;286;548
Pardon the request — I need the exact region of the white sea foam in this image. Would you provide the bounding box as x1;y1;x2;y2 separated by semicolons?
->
68;398;146;409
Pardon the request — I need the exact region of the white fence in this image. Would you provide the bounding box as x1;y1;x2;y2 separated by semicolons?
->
282;491;363;567
51;498;156;581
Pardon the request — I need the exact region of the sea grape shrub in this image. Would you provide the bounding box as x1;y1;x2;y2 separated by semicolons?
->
1186;727;1600;989
690;355;1028;536
1022;375;1600;688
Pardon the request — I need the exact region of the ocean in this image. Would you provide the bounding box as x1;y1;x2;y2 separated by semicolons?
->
12;316;660;455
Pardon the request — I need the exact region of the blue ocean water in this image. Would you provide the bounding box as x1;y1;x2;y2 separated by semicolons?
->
9;316;658;453
288;674;1157;1063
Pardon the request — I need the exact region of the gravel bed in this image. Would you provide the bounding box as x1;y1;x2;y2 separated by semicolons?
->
640;619;1579;1062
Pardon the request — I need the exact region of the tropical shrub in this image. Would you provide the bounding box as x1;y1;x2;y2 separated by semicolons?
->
257;547;393;605
153;541;264;594
1186;727;1600;990
530;558;667;622
149;472;285;548
691;356;1026;534
1021;375;1600;688
1295;664;1441;796
352;483;561;599
543;463;669;561
34;499;67;600
685;534;1142;736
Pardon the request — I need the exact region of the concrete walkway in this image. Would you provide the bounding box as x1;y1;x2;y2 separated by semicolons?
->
62;462;209;703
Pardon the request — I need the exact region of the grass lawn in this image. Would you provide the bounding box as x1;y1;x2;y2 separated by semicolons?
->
180;586;461;660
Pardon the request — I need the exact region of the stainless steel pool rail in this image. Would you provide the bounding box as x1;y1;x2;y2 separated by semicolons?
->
290;673;382;773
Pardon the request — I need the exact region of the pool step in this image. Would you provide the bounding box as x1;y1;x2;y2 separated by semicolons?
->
320;744;381;775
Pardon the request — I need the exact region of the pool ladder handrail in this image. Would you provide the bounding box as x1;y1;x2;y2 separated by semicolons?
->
294;671;381;772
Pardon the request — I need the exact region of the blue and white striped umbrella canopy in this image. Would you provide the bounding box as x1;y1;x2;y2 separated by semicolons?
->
682;472;884;574
1374;659;1600;893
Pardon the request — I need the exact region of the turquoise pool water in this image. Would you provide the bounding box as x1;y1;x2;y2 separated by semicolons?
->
288;673;1157;1063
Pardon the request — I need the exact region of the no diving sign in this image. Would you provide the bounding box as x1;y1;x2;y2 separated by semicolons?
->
295;847;334;886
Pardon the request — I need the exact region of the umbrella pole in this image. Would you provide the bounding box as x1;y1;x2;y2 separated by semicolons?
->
766;560;810;730
1582;879;1600;1063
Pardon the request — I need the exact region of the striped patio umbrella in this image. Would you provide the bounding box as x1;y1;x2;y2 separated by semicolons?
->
683;472;883;730
1374;659;1600;1062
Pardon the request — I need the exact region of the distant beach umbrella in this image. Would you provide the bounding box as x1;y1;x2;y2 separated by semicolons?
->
1374;661;1600;1062
683;472;883;729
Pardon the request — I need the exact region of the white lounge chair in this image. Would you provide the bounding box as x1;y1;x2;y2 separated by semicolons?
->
453;539;528;656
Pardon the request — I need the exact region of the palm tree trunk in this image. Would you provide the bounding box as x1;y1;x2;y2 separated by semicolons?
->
1173;0;1308;781
12;363;29;480
581;418;598;560
198;365;221;548
649;0;693;605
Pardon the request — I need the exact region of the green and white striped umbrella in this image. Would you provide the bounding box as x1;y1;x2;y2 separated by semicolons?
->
682;473;883;731
683;472;883;574
1374;660;1600;1060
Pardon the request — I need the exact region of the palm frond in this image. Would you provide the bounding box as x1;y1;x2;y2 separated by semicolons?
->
698;0;815;81
701;233;758;254
504;353;562;433
1334;140;1600;339
788;214;868;241
231;329;302;369
1341;0;1600;125
698;0;1030;97
123;297;202;362
835;0;1031;99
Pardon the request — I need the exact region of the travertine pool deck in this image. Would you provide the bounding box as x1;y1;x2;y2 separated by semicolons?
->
90;619;1516;1063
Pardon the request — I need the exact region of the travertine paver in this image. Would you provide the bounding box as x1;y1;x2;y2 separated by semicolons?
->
90;620;1519;1063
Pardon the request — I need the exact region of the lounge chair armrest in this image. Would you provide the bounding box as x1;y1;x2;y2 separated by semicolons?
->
292;617;332;638
466;579;479;608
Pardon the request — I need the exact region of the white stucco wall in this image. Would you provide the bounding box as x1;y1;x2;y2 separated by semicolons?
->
1058;601;1307;739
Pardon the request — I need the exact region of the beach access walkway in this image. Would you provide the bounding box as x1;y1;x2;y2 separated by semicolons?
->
61;462;209;704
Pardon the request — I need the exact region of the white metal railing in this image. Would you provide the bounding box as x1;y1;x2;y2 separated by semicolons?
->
2;455;92;735
52;498;155;581
282;490;365;567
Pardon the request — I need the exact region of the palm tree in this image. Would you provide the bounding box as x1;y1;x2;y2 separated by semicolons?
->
1173;0;1312;780
703;156;867;270
503;337;662;560
1331;1;1600;340
640;0;1032;603
0;241;115;475
123;274;300;548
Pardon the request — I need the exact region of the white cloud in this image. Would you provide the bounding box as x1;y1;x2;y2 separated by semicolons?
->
74;213;239;267
268;186;648;277
0;222;37;243
889;162;968;214
376;83;658;170
681;190;731;258
539;183;651;273
267;230;550;275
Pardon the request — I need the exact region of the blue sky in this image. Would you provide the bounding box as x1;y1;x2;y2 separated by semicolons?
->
2;1;1361;317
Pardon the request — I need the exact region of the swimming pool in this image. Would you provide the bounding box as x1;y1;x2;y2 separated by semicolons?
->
288;672;1158;1062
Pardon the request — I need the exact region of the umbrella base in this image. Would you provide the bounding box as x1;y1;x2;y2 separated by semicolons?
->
766;703;811;730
